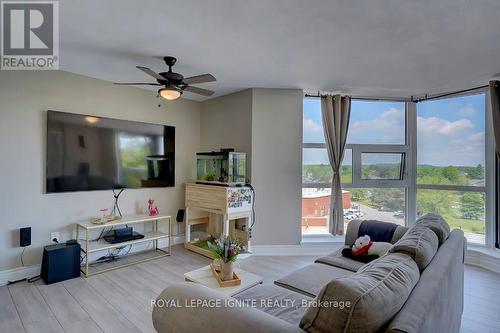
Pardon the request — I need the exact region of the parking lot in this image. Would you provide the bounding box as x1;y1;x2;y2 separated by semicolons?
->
302;202;405;235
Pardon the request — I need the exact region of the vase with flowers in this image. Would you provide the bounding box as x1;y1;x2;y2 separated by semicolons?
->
207;235;245;281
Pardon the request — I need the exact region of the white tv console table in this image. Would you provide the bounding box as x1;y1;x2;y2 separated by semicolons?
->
76;214;172;277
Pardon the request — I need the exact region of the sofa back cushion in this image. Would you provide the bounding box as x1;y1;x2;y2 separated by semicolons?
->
300;253;420;333
345;220;408;247
390;226;439;271
415;213;450;245
386;229;465;333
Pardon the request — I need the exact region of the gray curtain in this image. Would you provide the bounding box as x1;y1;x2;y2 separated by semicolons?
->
490;81;500;159
321;95;351;235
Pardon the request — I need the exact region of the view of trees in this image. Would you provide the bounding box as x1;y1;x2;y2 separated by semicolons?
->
417;164;484;186
303;163;485;234
361;163;402;180
119;135;154;187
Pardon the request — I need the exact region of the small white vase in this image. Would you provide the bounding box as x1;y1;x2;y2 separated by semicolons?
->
220;261;234;281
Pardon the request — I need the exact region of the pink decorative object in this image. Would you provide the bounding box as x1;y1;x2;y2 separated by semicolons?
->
148;199;159;216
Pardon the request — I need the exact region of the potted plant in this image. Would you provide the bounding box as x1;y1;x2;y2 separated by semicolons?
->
207;235;245;280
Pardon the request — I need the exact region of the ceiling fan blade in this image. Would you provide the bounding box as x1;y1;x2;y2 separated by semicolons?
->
184;85;215;96
114;82;162;86
136;66;165;80
182;74;216;84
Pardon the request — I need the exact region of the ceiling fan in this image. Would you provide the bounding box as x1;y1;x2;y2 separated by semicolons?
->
115;56;216;100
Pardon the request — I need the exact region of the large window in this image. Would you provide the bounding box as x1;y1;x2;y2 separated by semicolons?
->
302;98;408;235
417;93;487;244
302;92;493;245
347;100;406;145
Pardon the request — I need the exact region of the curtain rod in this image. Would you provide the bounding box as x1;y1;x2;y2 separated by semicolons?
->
413;84;489;102
304;83;490;103
304;92;409;102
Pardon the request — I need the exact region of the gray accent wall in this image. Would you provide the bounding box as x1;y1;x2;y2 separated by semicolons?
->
200;88;303;246
200;89;253;180
251;89;303;245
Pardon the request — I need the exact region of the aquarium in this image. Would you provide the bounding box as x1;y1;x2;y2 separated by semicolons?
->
196;150;246;186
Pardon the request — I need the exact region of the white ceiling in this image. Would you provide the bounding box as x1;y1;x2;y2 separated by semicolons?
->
60;0;500;101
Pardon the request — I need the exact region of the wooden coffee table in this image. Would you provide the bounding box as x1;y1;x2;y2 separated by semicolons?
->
184;265;263;297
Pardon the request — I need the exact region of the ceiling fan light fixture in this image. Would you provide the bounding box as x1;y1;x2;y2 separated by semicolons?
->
116;57;215;99
85;116;99;124
159;87;182;100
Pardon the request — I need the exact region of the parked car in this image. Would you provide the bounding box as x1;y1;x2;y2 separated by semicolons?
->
344;212;357;220
393;212;405;218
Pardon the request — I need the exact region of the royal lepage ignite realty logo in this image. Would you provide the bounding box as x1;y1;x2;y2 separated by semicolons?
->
1;1;59;70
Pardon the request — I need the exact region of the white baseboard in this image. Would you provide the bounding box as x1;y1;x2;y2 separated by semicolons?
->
0;235;187;287
4;241;497;285
250;243;343;256
0;264;41;286
465;247;500;274
172;235;186;245
250;243;500;276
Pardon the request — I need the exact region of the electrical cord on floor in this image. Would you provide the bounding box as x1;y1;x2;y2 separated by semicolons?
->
9;247;37;285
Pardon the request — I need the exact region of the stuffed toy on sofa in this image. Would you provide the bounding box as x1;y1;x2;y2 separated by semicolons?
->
353;235;392;256
342;235;392;263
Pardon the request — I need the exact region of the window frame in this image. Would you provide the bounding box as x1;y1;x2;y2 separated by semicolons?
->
302;99;411;226
414;90;493;246
302;91;495;247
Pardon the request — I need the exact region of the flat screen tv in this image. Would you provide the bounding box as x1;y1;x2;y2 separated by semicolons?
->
46;111;175;193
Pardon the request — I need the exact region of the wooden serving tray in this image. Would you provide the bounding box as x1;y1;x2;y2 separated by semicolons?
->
90;215;121;225
210;263;241;287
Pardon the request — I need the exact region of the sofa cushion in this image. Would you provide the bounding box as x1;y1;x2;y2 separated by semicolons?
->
392;225;410;244
153;283;303;333
415;213;450;244
390;225;439;270
300;252;420;333
274;263;353;297
315;246;365;272
386;229;465;333
234;284;312;326
345;219;408;246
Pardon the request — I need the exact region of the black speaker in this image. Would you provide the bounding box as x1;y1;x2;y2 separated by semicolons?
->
176;209;185;222
20;227;31;247
41;241;81;284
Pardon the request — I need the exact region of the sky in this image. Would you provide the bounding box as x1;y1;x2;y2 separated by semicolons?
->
303;93;486;167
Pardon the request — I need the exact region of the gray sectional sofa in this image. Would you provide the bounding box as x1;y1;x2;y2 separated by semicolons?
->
152;215;465;333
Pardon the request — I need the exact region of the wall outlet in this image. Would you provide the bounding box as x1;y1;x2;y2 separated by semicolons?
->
50;232;60;243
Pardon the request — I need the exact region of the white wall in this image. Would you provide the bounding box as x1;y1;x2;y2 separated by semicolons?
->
200;89;253;179
251;89;303;245
0;71;201;270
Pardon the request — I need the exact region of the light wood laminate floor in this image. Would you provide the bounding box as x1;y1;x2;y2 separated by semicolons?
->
1;245;498;333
